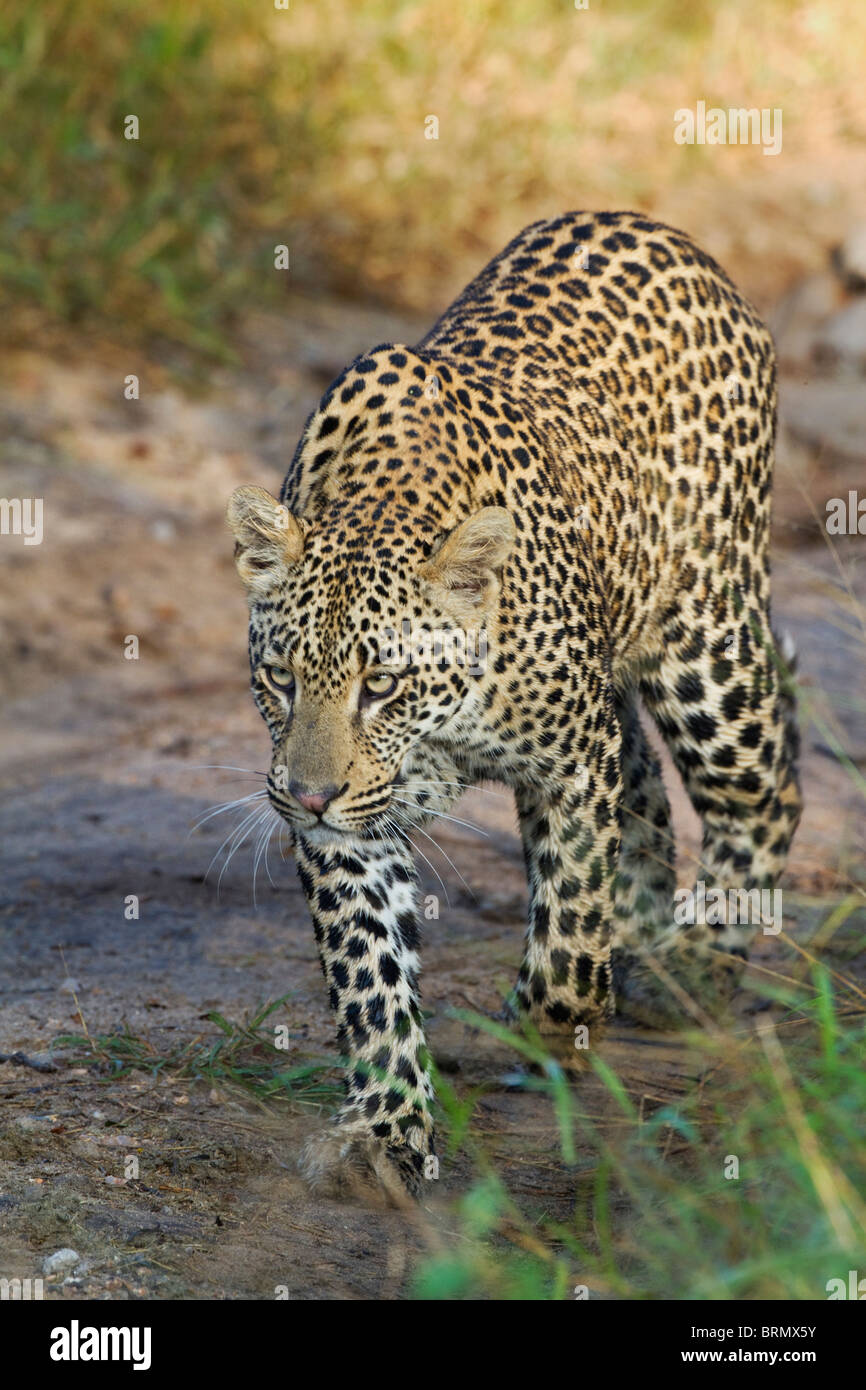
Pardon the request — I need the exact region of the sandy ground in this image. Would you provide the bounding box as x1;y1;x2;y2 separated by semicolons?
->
0;293;864;1299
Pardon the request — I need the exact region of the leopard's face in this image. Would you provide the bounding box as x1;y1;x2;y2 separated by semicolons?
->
249;548;476;844
228;487;514;844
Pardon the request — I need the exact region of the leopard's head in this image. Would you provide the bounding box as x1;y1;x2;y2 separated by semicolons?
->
227;485;514;842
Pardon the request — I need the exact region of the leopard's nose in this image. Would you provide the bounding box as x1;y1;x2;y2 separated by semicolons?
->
289;782;339;816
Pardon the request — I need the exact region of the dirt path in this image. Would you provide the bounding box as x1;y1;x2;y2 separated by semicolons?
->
1;300;864;1299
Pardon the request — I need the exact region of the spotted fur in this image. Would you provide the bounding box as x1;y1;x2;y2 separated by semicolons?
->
227;211;802;1197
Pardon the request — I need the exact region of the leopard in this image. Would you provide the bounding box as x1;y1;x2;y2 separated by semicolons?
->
226;210;802;1201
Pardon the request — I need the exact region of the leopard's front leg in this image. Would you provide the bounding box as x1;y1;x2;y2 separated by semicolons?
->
514;754;622;1054
294;831;434;1201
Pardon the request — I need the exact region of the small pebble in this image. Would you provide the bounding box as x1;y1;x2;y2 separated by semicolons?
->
43;1248;80;1277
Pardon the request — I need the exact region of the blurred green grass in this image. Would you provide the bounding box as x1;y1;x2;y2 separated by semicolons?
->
0;0;292;354
1;0;864;357
417;959;866;1300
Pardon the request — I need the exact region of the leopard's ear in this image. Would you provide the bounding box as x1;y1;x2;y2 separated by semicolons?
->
419;507;515;611
226;486;305;596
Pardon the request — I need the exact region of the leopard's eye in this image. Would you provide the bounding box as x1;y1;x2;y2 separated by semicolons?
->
362;672;398;700
264;666;295;697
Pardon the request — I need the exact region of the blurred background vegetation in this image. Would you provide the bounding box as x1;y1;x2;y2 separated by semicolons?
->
418;967;866;1299
1;0;864;358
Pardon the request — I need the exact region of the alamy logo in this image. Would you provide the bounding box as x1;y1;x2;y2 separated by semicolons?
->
826;1270;866;1299
379;619;488;676
674;881;783;935
0;497;43;544
674;102;782;156
0;1276;44;1300
49;1320;152;1371
826;491;866;535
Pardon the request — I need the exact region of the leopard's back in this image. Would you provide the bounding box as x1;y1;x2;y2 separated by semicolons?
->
418;210;777;663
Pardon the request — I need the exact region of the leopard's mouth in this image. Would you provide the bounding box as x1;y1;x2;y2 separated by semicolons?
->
268;798;362;845
295;819;361;846
267;786;401;843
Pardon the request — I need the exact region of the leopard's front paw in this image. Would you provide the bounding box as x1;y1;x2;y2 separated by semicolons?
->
299;1123;433;1205
612;942;742;1030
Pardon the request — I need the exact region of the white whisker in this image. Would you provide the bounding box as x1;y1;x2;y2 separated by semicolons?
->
392;797;489;838
263;817;278;886
405;778;511;800
189;790;267;835
191;765;268;777
214;804;272;895
384;811;453;907
230;805;274;897
205;802;266;883
252;807;281;904
403;817;476;903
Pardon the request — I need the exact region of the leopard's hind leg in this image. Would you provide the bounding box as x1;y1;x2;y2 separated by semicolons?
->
622;598;802;1026
609;691;677;1011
